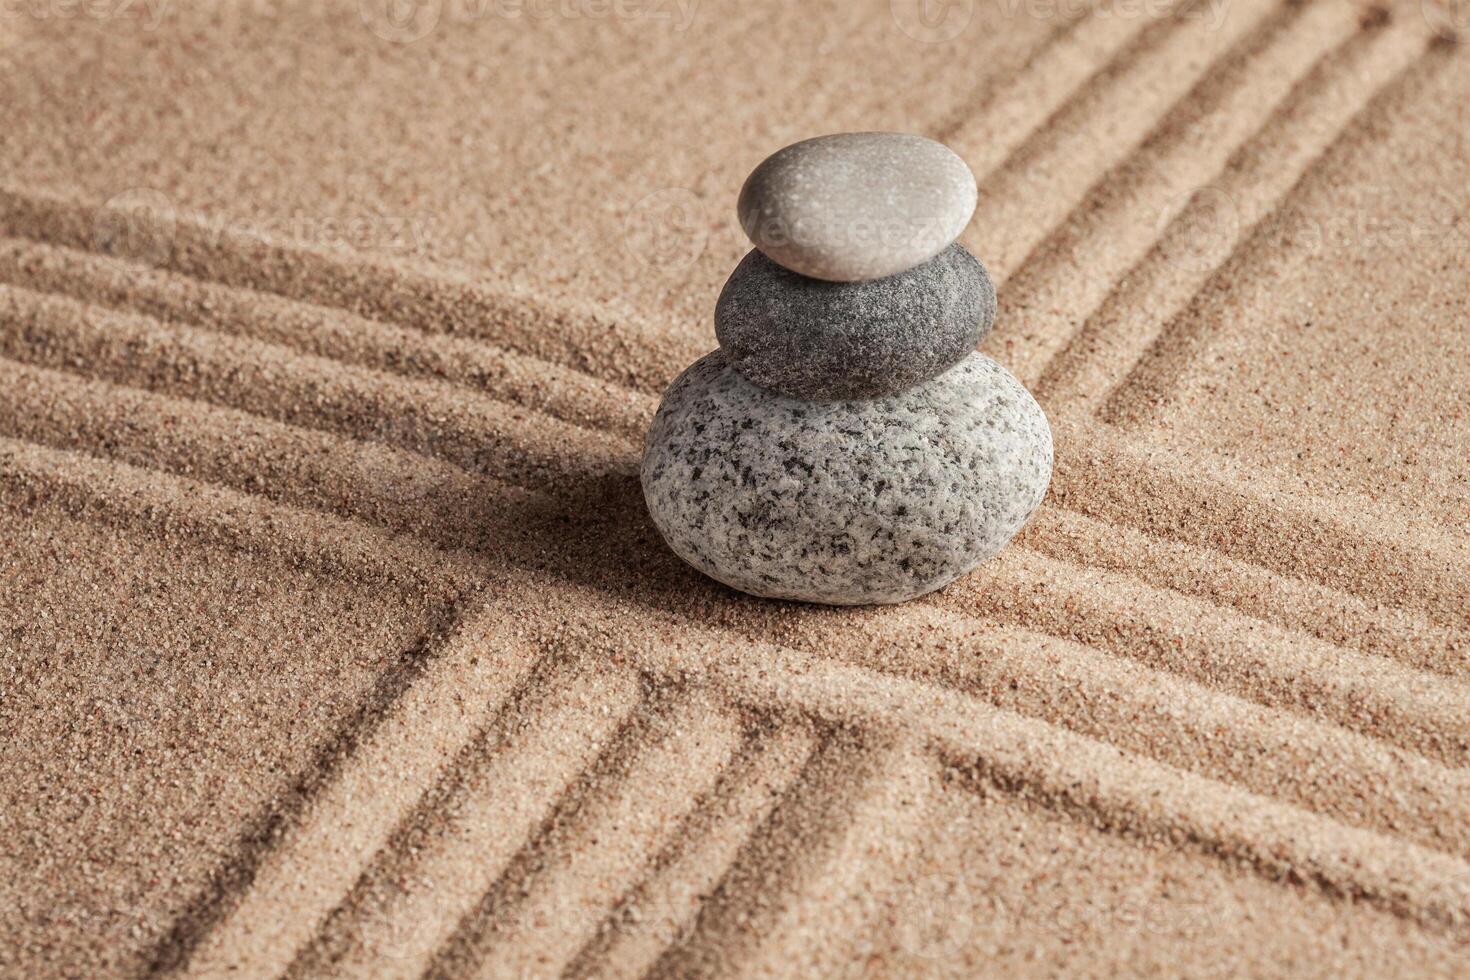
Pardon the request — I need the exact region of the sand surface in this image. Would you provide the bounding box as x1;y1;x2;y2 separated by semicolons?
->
1;0;1468;976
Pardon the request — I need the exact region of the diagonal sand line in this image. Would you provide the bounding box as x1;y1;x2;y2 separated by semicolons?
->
0;183;680;395
175;586;549;979
938;6;1149;178
289;656;646;980
964;0;1282;285
0;282;638;492
1093;23;1444;422
0;235;656;442
1055;416;1470;629
562;722;820;980
428;690;746;980
647;733;939;979
0;434;477;596
1022;507;1467;678
994;0;1363;387
939;549;1470;767
1036;12;1435;408
538;579;1470;933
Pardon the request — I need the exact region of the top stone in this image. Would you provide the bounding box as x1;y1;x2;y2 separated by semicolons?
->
737;132;977;282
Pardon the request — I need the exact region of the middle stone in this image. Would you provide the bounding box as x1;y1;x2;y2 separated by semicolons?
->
715;242;996;401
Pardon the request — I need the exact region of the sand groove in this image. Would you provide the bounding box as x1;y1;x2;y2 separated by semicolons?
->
532;580;1470;934
648;734;940;979
993;0;1365;386
1022;507;1467;678
563;723;820;980
939;5;1158;180
1075;19;1439;418
0;282;637;495
1055;418;1470;630
287;656;646;980
963;0;1281;285
719;599;1470;859
942;550;1470;766
423;689;745;980
0;235;655;441
0;184;682;393
0;433;474;596
173;591;550;979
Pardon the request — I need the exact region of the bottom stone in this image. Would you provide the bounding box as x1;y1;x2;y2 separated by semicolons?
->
641;350;1052;605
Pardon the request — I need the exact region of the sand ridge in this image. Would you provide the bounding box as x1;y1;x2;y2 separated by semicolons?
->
1;0;1468;976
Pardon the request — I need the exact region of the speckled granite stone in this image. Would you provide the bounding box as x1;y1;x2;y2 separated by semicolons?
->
641;351;1052;605
715;243;996;400
737;132;978;282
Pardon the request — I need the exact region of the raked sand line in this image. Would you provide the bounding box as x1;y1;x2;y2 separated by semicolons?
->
0;236;655;442
1056;417;1470;630
4;232;1458;648
1097;27;1450;424
0;356;535;560
9;361;1464;855
173;589;546;979
9;345;1460;690
0;184;683;394
0;283;638;493
543;581;1470;933
1036;11;1433;408
423;690;745;980
286;656;646;980
753;598;1470;859
8;341;1459;756
647;734;939;980
963;0;1281;286
944;548;1470;767
995;0;1364;387
0;434;475;597
1024;507;1467;679
937;4;1151;179
563;723;820;980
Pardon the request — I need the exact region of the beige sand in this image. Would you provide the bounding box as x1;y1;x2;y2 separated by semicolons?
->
0;0;1467;976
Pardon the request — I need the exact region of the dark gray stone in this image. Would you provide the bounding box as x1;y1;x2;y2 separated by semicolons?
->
737;132;978;281
641;350;1052;605
714;243;995;400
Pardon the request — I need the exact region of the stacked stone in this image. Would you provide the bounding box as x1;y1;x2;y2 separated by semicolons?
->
642;133;1052;606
